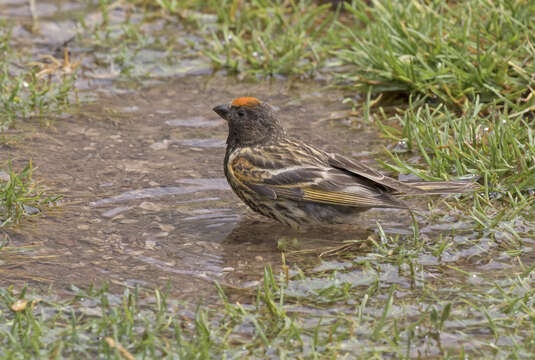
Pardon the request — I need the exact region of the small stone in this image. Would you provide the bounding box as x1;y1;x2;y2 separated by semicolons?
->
77;224;90;230
107;234;122;243
84;128;100;137
243;280;260;288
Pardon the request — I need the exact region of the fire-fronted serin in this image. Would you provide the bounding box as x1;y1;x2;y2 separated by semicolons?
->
213;97;476;228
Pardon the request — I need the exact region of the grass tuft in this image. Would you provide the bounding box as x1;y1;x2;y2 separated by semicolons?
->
0;24;77;128
0;160;56;227
336;0;535;109
201;0;338;77
377;98;535;194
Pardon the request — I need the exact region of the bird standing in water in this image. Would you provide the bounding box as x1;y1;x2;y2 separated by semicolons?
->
213;97;475;228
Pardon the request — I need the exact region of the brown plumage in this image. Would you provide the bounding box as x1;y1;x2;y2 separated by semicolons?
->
213;97;476;227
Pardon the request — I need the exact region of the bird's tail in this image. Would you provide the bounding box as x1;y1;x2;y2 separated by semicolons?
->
401;180;479;195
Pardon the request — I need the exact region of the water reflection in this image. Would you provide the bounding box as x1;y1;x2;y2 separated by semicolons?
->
90;178;230;206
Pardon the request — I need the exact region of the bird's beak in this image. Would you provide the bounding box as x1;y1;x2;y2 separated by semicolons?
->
213;104;230;120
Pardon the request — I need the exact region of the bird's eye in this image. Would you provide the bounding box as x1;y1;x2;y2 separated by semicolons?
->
237;110;245;117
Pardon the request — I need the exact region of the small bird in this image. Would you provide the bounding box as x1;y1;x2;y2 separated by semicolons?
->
213;97;475;228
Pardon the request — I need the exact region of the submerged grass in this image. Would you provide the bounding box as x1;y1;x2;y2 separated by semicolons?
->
101;0;339;77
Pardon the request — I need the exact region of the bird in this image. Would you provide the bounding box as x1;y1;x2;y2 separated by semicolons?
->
213;97;476;228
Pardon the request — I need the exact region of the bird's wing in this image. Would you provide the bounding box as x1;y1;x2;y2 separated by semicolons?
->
228;146;407;209
327;153;426;195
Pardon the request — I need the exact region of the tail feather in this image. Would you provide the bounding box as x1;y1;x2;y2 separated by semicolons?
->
400;180;479;195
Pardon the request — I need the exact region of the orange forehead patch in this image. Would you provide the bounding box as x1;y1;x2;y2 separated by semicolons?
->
231;97;261;107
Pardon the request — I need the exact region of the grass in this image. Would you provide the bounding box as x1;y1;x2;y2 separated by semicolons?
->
358;97;534;243
332;0;535;250
5;0;534;113
0;23;77;128
146;0;535;109
200;0;338;77
375;96;535;196
0;160;56;228
7;0;533;107
335;0;535;109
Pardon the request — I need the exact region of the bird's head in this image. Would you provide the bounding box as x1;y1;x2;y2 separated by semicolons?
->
213;97;284;147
